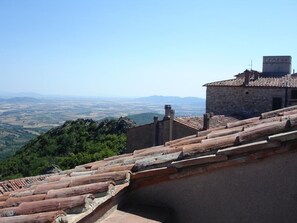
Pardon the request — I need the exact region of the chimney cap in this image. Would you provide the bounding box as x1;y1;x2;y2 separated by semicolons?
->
164;104;172;120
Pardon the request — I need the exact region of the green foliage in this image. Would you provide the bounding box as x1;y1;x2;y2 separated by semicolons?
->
0;117;135;181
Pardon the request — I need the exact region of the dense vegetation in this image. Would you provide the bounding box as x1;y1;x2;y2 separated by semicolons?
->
0;117;135;181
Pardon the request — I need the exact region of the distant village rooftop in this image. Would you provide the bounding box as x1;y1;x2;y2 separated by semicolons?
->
204;70;297;88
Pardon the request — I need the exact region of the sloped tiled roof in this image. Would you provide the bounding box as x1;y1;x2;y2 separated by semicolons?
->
174;116;239;130
0;175;49;195
234;69;262;78
204;74;297;88
1;105;297;222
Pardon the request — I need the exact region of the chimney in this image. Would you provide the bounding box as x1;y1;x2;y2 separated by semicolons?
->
203;113;210;130
153;116;159;146
164;105;171;120
244;71;251;86
254;72;259;80
169;109;175;141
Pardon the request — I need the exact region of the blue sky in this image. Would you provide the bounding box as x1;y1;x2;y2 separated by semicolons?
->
0;0;296;98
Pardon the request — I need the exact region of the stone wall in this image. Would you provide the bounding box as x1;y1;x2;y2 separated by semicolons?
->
206;86;286;117
126;123;155;153
172;121;197;139
126;120;197;153
156;120;170;146
125;152;297;223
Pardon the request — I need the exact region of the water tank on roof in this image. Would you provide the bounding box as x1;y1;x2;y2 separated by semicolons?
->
262;56;292;77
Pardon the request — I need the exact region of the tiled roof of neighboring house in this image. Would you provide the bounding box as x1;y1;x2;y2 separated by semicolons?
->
234;69;262;78
174;117;201;130
204;73;297;88
174;115;239;130
1;105;297;222
0;175;49;195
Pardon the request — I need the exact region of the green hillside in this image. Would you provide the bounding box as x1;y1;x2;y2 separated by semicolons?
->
0;117;135;181
0;124;48;160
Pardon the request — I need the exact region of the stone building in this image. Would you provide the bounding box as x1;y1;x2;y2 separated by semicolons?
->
204;56;297;117
126;105;238;152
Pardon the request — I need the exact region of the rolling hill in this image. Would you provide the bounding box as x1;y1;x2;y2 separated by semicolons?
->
0;117;135;181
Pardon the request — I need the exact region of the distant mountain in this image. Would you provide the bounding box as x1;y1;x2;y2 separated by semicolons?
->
134;95;205;105
0;97;41;103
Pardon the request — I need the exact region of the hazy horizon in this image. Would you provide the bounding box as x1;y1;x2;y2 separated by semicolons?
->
0;91;206;100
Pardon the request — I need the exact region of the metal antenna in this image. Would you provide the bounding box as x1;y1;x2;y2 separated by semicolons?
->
247;60;253;71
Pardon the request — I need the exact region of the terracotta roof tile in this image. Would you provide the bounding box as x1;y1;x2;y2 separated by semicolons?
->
174;115;239;130
1;105;297;222
204;74;297;88
33;182;71;195
5;194;46;208
171;154;228;168
45;181;113;199
0;175;49;196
